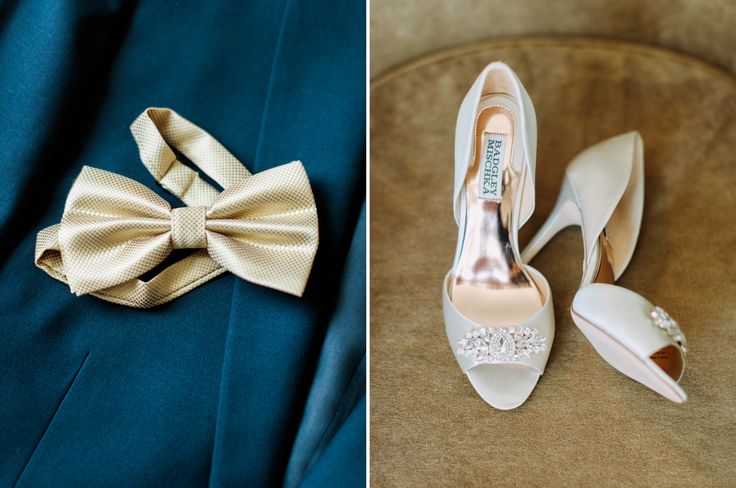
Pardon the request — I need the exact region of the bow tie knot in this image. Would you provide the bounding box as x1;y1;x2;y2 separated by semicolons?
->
171;206;208;249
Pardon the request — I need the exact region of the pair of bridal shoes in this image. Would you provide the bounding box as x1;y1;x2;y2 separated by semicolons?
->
443;62;687;410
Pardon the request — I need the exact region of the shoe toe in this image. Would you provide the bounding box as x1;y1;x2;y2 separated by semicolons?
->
466;364;541;410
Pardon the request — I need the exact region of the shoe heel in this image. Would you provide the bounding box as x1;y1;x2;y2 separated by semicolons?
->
521;175;581;263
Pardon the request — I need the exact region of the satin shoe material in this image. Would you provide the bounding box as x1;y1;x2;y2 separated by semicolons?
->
572;284;687;403
522;131;644;285
522;132;687;402
453;62;537;227
443;267;554;409
444;62;554;410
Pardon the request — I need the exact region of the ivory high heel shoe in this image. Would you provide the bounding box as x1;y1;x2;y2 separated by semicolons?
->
522;131;644;285
571;284;687;403
443;62;554;410
522;132;687;403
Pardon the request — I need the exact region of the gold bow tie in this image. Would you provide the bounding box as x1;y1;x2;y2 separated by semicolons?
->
59;162;317;297
35;108;319;307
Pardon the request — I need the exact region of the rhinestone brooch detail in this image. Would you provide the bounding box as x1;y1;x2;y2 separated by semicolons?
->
457;326;546;363
650;306;687;354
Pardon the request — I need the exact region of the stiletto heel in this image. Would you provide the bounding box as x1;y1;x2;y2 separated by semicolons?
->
443;62;554;410
521;175;580;264
523;131;687;402
524;131;644;285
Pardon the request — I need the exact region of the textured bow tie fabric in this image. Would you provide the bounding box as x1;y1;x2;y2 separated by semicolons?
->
35;108;319;307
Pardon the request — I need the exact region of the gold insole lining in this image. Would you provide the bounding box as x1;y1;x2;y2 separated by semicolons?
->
451;99;543;327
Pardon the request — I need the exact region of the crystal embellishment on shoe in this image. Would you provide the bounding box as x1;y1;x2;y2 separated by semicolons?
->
457;326;547;364
650;306;687;354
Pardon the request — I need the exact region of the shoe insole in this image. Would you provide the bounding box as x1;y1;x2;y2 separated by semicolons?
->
650;345;684;381
592;232;616;284
451;95;543;327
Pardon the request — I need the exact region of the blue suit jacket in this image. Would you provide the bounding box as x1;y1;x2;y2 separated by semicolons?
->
0;1;365;486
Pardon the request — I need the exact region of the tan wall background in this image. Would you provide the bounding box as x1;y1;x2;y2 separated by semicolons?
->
371;0;736;76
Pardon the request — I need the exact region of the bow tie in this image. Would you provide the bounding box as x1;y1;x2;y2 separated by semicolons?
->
58;162;318;298
36;107;319;307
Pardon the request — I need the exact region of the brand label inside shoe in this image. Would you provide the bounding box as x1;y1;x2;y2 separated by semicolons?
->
479;133;505;201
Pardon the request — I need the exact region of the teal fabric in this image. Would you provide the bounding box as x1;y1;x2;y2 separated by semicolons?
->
0;1;365;486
